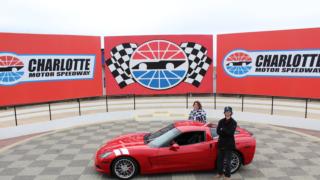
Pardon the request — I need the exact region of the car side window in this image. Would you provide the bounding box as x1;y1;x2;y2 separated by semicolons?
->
173;131;206;146
210;128;218;137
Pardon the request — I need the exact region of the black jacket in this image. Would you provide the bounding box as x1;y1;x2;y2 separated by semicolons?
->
216;117;237;150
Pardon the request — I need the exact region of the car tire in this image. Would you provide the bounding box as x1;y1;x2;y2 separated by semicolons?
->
230;151;242;174
111;157;138;179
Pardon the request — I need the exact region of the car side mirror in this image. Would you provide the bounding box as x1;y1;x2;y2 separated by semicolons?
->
170;143;180;151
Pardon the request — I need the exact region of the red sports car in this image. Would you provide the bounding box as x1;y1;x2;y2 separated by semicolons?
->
95;121;256;179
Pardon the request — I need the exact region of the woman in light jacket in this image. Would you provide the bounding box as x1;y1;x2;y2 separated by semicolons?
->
188;101;207;123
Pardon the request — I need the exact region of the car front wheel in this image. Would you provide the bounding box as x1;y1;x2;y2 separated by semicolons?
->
111;157;138;179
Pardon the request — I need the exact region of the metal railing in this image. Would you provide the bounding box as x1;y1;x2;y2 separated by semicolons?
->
0;94;319;128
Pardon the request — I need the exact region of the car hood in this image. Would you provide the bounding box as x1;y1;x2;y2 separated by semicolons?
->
100;132;148;151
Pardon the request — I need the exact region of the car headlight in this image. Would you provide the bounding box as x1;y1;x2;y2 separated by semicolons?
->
100;151;112;158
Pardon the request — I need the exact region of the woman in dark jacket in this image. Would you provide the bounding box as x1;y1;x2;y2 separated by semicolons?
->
214;106;237;180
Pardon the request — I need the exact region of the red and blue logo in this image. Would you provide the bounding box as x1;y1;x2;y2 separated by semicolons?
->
0;55;24;85
130;40;189;90
223;50;252;78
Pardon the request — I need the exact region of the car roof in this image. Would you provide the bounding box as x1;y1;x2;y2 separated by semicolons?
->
174;120;206;127
173;120;208;131
173;121;244;133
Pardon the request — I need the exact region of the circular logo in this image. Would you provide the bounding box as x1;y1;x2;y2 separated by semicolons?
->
0;55;24;85
223;51;252;78
130;40;188;90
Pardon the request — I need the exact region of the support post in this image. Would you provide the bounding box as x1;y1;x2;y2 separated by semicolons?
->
133;94;136;110
78;99;81;116
48;103;52;120
186;93;189;109
14;106;18;126
214;93;217;110
271;96;274;115
305;99;308;118
241;95;244;112
106;96;108;112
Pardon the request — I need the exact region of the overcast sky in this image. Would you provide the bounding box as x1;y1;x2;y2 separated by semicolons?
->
1;0;320;55
1;0;319;35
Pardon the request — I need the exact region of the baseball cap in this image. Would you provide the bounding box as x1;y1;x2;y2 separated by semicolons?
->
224;106;233;113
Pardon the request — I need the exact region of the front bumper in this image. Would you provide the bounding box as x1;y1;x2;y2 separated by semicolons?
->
95;153;112;175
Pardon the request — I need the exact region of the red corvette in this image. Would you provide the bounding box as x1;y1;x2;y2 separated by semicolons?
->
95;121;256;179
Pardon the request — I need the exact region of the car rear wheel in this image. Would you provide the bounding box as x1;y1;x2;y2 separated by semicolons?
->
111;157;138;179
230;151;242;174
222;151;242;174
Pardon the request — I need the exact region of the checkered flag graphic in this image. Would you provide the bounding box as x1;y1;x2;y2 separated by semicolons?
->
106;43;137;88
180;42;212;87
106;41;211;88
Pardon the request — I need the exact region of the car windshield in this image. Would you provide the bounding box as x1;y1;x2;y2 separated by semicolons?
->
148;128;180;148
145;123;175;142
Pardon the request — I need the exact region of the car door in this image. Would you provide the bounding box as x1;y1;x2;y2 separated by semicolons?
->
149;130;215;172
208;127;219;169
